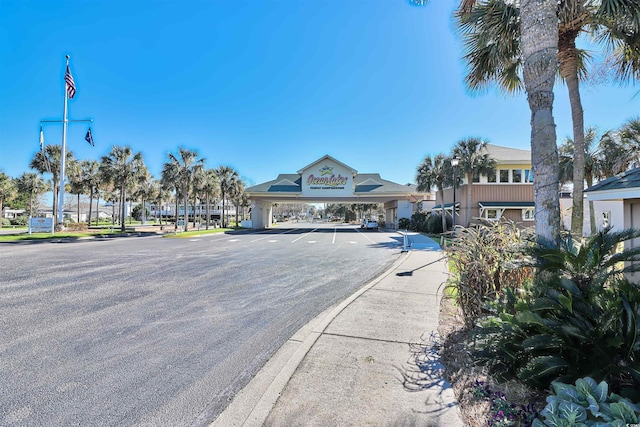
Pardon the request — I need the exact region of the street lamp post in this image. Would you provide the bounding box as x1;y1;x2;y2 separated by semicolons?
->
451;156;459;233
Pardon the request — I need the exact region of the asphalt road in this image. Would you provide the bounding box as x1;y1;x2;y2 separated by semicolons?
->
0;222;404;426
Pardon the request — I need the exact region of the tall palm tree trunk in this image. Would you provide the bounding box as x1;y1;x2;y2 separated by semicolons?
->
438;184;447;232
205;195;210;230
174;193;179;231
521;0;561;248
95;195;99;226
183;189;189;232
222;192;226;228
88;189;94;226
465;172;473;226
120;186;127;232
559;31;585;238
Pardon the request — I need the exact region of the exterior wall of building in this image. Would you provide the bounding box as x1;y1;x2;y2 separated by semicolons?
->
560;198;624;236
625;199;640;282
439;184;534;226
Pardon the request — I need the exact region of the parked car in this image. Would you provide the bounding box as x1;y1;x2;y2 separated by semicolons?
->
361;219;378;230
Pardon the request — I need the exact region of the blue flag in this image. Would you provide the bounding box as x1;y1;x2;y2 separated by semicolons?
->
85;127;94;146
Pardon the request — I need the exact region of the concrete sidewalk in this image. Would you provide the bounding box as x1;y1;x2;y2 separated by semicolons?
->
212;233;463;426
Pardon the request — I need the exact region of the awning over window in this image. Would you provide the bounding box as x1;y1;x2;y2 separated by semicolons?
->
478;202;535;208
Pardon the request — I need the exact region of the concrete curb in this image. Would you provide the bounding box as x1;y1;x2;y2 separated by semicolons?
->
211;250;411;427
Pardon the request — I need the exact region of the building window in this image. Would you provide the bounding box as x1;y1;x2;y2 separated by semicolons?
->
486;209;499;220
522;208;534;221
487;169;496;183
524;169;534;183
512;169;522;183
499;170;509;183
473;171;480;183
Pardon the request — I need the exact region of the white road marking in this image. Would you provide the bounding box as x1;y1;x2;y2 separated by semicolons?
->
250;228;296;242
291;228;318;243
308;241;317;244
354;228;377;243
268;240;278;243
189;239;201;242
228;239;240;242
349;241;357;244
332;228;336;244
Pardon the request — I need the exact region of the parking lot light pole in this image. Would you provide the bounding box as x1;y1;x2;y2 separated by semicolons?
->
451;156;459;233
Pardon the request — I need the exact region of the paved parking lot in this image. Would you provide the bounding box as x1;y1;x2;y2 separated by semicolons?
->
0;222;404;426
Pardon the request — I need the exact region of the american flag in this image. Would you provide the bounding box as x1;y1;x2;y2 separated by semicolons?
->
65;65;76;99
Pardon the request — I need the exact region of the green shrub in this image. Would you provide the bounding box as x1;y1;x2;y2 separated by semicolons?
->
473;227;640;398
132;205;150;221
1;218;10;227
398;217;410;230
445;221;534;328
425;213;445;234
10;216;28;226
533;377;640;427
410;211;429;232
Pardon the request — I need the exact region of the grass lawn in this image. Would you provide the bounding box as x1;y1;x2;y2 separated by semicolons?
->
0;229;115;242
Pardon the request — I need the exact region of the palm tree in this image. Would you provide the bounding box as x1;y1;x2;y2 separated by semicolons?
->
15;172;48;217
29;145;74;225
230;179;246;228
458;0;640;238
619;117;640;168
0;172;16;228
200;169;219;230
560;125;638;235
416;153;454;232
67;159;85;224
100;145;145;232
82;160;101;226
598;130;630;178
217;166;239;228
132;169;154;225
154;180;173;227
559;127;603;235
191;165;207;229
452;138;497;227
161;147;204;232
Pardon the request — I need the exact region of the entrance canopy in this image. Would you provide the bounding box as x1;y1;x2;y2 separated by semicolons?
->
246;155;425;228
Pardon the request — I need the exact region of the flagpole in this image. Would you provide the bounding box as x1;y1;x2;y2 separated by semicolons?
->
57;55;71;230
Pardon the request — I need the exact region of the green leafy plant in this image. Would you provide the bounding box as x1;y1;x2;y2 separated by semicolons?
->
532;377;640;427
398;217;411;230
445;221;534;327
473;227;640;398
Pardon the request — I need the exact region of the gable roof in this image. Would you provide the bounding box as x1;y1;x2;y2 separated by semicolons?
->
585;167;640;193
483;144;531;164
246;174;302;193
297;154;357;175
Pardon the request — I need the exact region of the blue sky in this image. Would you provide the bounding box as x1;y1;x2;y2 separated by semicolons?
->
1;0;637;190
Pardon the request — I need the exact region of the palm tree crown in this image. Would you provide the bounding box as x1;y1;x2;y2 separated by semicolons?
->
416;153;454;232
458;0;640;237
217;166;239;228
100;145;145;232
452;137;497;226
161;147;204;232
